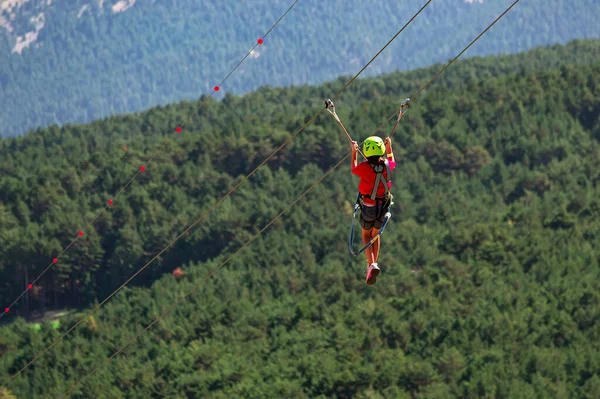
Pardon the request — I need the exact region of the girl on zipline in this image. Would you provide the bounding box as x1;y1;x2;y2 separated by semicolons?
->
351;136;395;285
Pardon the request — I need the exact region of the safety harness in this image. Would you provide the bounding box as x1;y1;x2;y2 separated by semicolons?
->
368;159;392;200
349;160;394;256
324;98;409;256
349;194;392;256
359;159;393;216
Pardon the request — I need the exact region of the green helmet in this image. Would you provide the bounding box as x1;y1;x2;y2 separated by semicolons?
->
363;136;385;157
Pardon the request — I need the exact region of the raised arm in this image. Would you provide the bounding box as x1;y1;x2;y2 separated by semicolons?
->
351;141;359;169
384;138;394;163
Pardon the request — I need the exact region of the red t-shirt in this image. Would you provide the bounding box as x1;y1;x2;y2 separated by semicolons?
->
352;161;396;205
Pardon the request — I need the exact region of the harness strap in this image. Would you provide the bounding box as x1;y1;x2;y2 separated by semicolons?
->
349;193;392;256
370;159;392;201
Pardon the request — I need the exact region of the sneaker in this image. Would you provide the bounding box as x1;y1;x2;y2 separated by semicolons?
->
365;263;380;285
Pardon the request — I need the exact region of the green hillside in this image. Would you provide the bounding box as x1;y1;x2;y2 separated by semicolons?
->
1;40;600;398
1;0;600;136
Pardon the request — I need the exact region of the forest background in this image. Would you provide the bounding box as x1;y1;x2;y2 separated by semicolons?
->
0;38;599;397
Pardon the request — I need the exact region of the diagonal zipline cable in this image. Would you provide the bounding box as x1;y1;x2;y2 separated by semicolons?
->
0;0;301;321
60;153;352;398
410;0;521;101
0;238;80;316
58;1;522;395
386;0;522;138
1;1;432;390
214;0;301;90
331;0;432;103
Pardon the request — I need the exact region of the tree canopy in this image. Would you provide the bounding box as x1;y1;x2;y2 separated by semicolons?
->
1;39;600;398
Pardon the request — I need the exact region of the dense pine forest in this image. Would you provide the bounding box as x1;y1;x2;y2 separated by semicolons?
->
1;40;600;398
2;0;600;136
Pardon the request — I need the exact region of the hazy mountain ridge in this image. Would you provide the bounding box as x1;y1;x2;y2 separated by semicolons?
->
1;0;599;136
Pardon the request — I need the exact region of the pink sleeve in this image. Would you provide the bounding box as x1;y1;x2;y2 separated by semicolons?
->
388;161;397;171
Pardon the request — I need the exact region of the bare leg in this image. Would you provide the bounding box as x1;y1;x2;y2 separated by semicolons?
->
364;227;382;286
362;229;375;265
371;227;381;262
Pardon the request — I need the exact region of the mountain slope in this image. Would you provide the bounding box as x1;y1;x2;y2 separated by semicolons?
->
1;0;600;136
1;38;600;317
1;41;600;398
